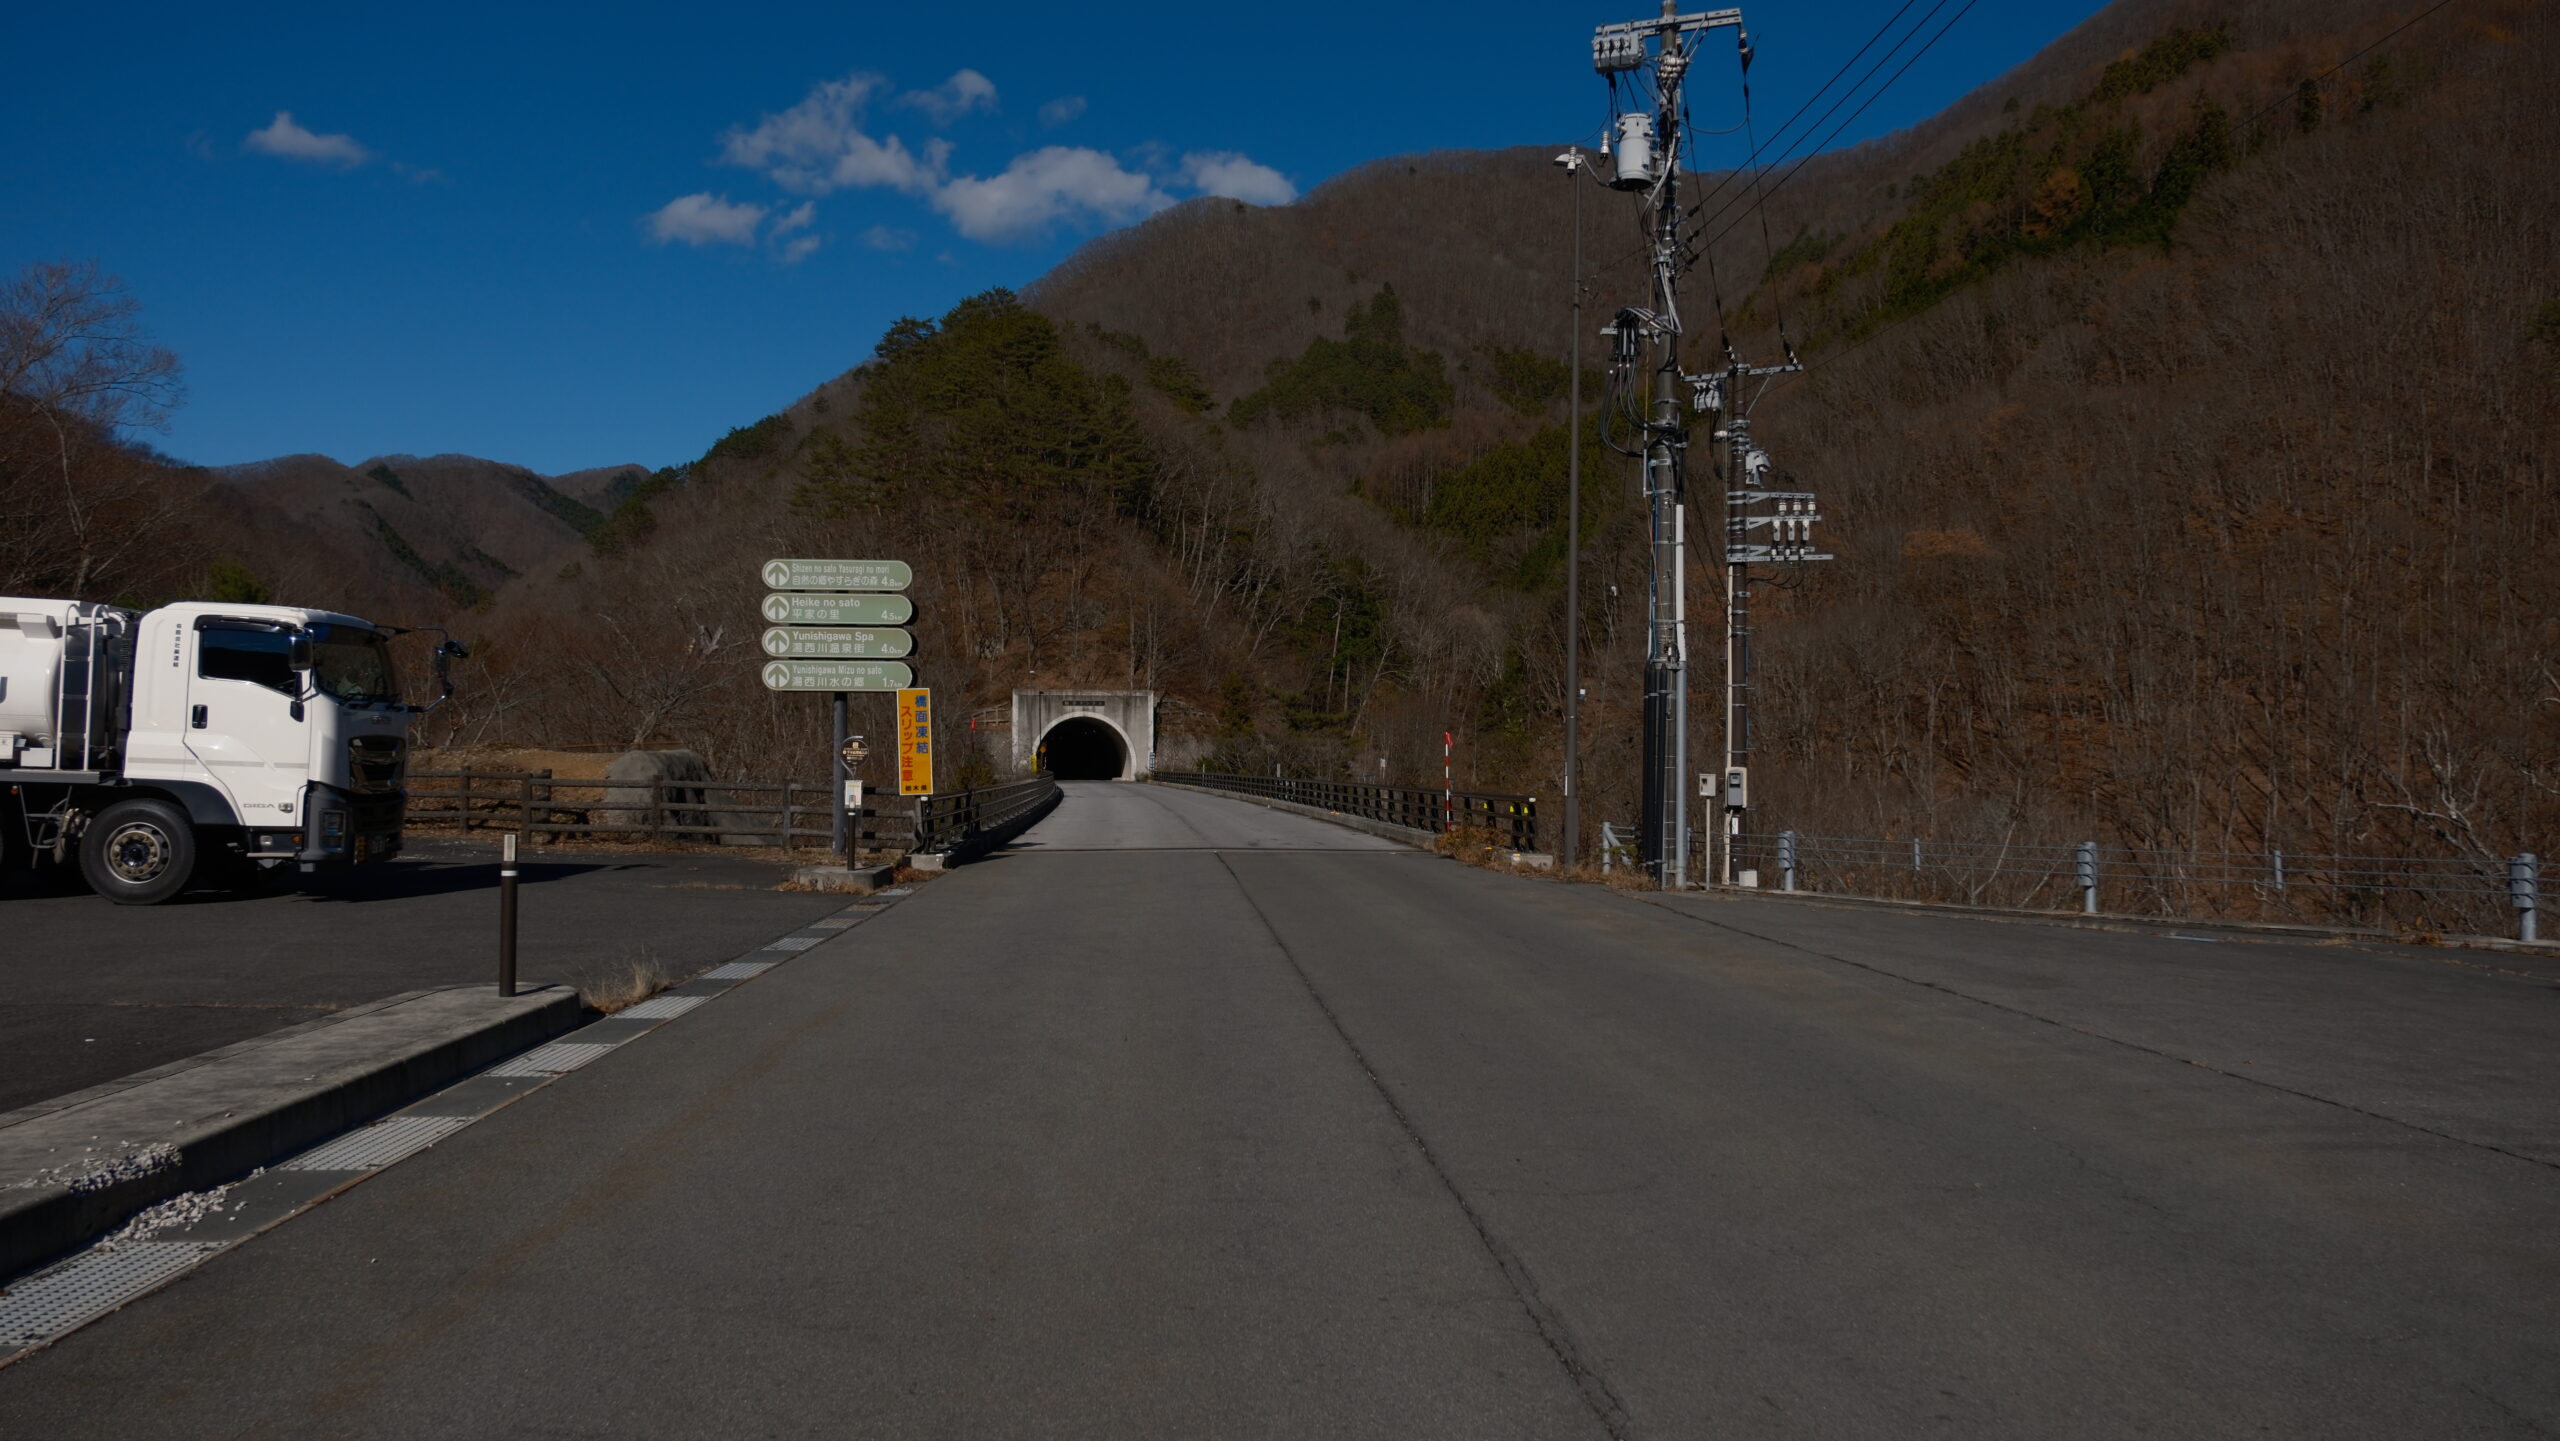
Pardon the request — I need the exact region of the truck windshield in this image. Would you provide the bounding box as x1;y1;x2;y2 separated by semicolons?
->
309;625;402;704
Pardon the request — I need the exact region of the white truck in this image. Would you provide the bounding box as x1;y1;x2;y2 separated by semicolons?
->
0;597;461;904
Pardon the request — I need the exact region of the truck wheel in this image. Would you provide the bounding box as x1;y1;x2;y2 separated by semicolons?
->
80;798;199;905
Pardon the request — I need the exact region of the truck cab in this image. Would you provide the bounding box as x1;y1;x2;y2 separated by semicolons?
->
2;597;452;903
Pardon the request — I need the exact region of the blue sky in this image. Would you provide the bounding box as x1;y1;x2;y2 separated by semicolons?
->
3;1;2104;474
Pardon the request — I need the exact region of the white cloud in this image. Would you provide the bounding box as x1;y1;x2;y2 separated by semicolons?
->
1038;96;1087;128
1182;151;1296;206
861;225;917;251
771;201;816;235
244;111;372;168
720;73;945;195
645;192;769;247
778;234;823;265
932;146;1173;242
902;69;998;125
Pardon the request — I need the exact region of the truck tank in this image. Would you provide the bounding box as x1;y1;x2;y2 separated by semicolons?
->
0;599;90;750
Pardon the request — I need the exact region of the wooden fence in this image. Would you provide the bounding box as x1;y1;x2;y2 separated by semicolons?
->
403;770;915;853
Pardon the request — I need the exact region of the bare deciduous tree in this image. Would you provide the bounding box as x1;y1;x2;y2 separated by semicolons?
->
0;260;194;597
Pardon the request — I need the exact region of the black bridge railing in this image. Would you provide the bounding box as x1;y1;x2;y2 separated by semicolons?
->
916;775;1062;853
1157;772;1539;854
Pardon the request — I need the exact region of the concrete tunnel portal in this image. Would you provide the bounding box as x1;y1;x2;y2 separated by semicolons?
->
1012;691;1155;781
1039;716;1129;780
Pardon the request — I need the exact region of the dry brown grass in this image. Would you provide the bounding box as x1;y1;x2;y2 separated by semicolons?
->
573;947;682;1015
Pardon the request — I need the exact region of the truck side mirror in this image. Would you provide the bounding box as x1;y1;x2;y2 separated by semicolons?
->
424;638;467;711
289;636;313;672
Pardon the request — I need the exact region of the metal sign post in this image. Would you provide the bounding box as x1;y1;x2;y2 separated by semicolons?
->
830;695;850;859
840;734;869;858
758;559;916;862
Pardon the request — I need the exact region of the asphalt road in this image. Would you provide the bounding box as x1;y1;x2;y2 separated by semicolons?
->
1;781;2552;1437
0;839;845;1117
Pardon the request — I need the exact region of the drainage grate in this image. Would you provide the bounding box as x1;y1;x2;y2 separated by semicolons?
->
486;1041;618;1078
282;1115;471;1172
763;935;824;952
616;994;706;1021
0;1242;215;1347
701;961;774;981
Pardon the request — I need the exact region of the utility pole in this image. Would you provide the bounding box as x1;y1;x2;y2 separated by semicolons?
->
1592;3;1742;888
1713;366;1825;885
1554;147;1588;870
1593;3;1827;890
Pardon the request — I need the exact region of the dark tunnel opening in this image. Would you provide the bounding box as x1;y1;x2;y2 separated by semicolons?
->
1040;716;1127;780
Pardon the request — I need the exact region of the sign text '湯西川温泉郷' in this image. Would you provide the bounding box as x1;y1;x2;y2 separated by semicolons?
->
759;627;914;659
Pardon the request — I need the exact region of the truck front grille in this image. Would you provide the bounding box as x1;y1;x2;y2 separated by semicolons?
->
348;735;406;793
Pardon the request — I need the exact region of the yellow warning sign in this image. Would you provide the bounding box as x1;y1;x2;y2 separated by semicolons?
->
897;688;935;796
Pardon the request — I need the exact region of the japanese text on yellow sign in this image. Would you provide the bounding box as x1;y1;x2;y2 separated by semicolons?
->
897;688;934;796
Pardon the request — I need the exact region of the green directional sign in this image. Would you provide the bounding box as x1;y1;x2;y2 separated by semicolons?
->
760;626;913;659
761;558;912;592
759;660;915;692
760;592;914;626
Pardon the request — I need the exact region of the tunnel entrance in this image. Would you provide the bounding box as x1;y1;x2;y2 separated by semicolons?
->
1040;716;1129;780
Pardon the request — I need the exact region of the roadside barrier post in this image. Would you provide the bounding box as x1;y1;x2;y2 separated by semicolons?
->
2075;841;2099;915
1779;830;1798;892
2512;853;2539;943
499;832;519;998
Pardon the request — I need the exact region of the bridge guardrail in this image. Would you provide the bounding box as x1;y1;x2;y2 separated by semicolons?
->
1157;772;1539;853
1743;829;2544;941
915;775;1061;854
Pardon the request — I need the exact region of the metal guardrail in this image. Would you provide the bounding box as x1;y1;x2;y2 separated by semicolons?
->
1158;772;1540;853
914;776;1061;853
1742;829;2544;942
403;770;914;852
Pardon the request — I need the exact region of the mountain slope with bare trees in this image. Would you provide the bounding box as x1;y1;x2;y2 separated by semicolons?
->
15;0;2551;919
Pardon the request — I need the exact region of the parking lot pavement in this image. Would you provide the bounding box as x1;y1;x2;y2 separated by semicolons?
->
0;838;848;1116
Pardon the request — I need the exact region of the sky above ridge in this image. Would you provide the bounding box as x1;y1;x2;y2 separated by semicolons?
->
1;0;2106;473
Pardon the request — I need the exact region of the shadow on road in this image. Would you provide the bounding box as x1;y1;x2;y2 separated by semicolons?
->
283;858;626;903
0;859;626;906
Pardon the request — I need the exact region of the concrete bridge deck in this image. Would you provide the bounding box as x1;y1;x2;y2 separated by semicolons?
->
2;780;2552;1437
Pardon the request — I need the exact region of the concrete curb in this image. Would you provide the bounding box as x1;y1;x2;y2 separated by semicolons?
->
0;983;583;1280
1658;884;2560;966
789;863;897;893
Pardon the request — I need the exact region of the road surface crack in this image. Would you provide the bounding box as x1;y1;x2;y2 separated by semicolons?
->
1216;853;1635;1441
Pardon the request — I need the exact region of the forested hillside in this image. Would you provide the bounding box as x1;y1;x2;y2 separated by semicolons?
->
14;0;2550;888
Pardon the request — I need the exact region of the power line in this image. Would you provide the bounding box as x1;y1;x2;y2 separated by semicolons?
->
1579;0;1943;307
1680;0;1932;227
2234;0;2464;136
1690;0;1979;262
1754;0;2467;401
